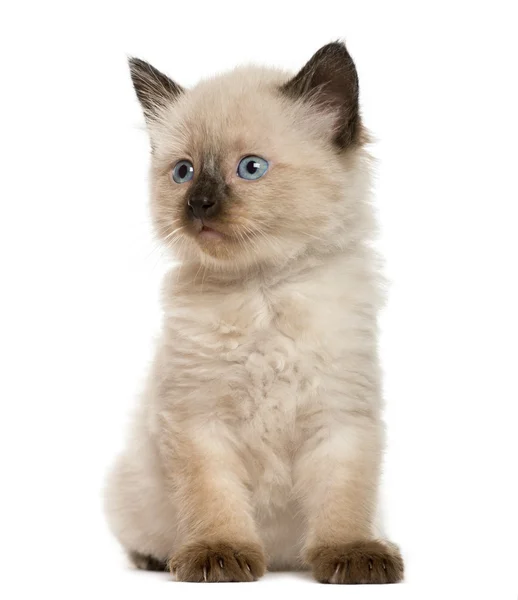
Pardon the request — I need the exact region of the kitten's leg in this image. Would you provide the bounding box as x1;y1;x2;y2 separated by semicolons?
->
104;447;180;569
161;422;266;582
295;413;404;584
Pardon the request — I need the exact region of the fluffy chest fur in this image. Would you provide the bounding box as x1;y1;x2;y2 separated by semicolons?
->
156;252;379;511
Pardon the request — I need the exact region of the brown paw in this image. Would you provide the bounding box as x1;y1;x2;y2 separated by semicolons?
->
307;540;404;584
129;550;168;571
169;540;266;582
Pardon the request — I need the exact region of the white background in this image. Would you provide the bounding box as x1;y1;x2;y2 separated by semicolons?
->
1;1;517;598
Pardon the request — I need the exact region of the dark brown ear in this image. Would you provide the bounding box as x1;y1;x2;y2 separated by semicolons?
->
281;42;362;149
128;58;184;121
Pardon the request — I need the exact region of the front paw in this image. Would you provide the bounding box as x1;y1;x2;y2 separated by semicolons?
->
307;540;404;584
170;540;266;582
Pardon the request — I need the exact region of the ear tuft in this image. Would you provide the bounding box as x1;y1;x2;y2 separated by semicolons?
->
281;42;362;149
128;57;184;121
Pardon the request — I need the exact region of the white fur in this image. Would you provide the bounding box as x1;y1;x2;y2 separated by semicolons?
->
105;53;395;577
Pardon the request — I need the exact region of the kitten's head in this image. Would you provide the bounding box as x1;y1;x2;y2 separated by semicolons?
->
129;42;370;272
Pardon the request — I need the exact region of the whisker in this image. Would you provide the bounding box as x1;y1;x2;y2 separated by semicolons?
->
162;225;186;243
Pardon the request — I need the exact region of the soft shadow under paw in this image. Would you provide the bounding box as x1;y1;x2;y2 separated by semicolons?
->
170;540;266;582
307;540;404;584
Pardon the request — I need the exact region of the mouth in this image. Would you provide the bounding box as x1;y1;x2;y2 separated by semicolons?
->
197;222;225;242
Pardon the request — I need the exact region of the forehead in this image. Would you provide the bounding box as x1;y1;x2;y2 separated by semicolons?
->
155;67;298;163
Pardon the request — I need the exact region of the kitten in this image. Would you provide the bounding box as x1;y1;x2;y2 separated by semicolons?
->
104;42;404;584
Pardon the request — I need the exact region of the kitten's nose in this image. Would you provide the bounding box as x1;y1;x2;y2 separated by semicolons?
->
187;196;217;219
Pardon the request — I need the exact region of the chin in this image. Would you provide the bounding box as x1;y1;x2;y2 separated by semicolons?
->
175;229;241;269
174;224;283;272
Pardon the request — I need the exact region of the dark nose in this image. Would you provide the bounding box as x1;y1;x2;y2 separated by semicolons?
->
188;196;217;220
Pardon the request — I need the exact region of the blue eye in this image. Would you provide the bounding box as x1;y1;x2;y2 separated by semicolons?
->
237;155;268;180
172;160;194;183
